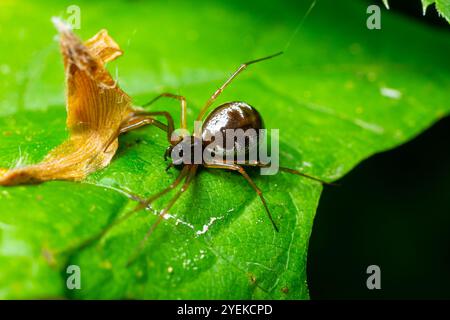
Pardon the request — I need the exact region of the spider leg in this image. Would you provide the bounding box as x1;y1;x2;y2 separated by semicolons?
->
128;110;176;145
141;93;187;130
196;52;283;122
133;165;190;212
204;162;279;232
103;112;170;153
278;166;335;185
241;161;334;186
127;165;198;266
52;165;190;258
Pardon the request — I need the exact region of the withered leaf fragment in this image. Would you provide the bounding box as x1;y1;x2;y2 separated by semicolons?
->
0;19;135;185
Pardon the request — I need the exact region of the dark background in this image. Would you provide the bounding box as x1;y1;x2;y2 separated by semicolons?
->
308;1;450;299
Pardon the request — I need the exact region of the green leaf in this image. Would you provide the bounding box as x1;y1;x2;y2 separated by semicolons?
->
0;0;449;299
384;0;450;23
423;0;450;23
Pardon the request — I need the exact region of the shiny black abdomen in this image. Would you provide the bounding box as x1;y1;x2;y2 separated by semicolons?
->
201;101;264;160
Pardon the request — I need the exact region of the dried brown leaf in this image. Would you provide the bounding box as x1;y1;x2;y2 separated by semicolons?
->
0;19;134;185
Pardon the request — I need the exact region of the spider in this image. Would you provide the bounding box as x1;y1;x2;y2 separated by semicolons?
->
99;52;330;260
